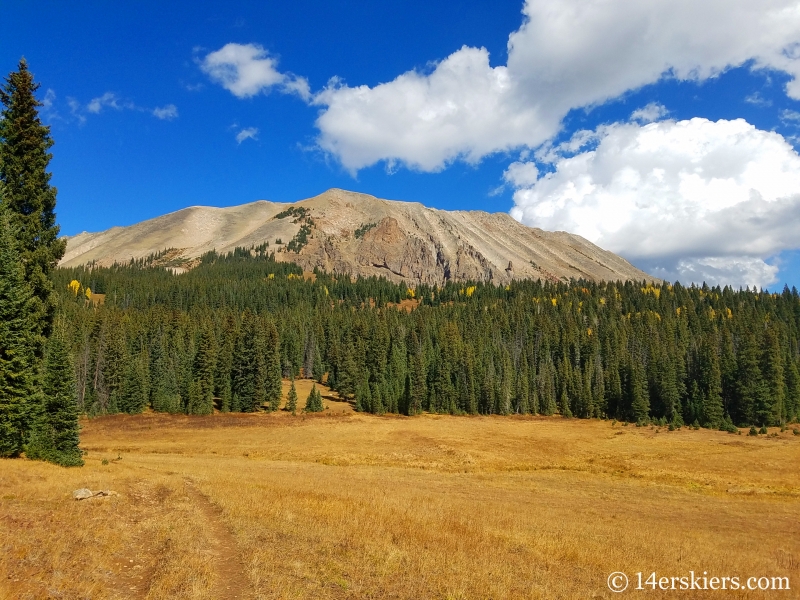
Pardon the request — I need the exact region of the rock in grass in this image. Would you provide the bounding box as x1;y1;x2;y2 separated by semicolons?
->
73;489;118;500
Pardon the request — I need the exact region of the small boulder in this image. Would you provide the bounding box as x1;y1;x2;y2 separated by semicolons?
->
73;488;94;500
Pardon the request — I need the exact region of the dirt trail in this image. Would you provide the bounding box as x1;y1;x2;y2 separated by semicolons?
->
185;480;250;600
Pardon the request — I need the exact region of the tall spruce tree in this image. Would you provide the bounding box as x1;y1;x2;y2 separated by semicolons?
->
264;320;282;411
286;377;298;415
699;335;724;427
761;326;785;425
189;325;216;415
0;59;66;345
26;336;83;466
118;354;148;414
0;210;38;457
304;383;324;413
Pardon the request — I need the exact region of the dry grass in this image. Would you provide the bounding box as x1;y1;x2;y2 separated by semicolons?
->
2;391;799;599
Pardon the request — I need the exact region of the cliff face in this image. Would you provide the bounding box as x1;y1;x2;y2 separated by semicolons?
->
61;188;655;284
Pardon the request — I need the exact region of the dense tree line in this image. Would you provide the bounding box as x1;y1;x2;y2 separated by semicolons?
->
55;249;800;429
0;60;81;466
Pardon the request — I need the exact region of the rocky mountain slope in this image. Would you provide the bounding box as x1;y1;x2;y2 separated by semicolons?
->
61;188;654;285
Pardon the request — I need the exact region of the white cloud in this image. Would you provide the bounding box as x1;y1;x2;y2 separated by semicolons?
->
42;88;56;110
152;104;178;120
647;257;779;290
66;93;178;122
201;43;310;100
782;108;800;123
67;97;86;124
630;102;669;123
313;0;800;172
507;118;800;288
87;92;131;114
235;127;259;144
40;88;63;122
745;91;772;106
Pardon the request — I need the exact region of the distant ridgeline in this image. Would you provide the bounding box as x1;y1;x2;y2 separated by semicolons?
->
54;248;800;428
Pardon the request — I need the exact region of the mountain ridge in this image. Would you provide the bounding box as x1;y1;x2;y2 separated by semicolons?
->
61;188;655;285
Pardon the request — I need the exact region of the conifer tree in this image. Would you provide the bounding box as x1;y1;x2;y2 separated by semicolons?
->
214;321;235;412
699;335;724;427
231;312;266;412
736;333;766;426
119;354;148;414
264;320;282;411
408;332;426;415
150;333;181;413
190;325;216;414
102;319;127;414
304;383;324;412
784;355;800;423
0;59;66;344
559;389;573;417
761;326;785;425
26;336;82;466
628;360;650;423
286;377;298;414
354;379;370;412
0;211;38;457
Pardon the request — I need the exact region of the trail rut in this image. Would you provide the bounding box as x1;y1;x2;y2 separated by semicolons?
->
185;480;250;599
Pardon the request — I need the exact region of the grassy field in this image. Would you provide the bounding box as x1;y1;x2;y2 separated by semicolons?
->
2;383;799;599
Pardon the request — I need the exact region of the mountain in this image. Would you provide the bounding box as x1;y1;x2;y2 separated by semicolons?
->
61;188;654;285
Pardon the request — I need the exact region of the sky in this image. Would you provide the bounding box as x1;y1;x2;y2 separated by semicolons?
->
3;0;800;290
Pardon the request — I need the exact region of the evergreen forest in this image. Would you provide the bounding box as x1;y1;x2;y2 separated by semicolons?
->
55;249;800;430
0;60;81;466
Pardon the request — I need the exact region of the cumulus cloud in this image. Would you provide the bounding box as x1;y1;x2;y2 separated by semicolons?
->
201;43;310;100
152;104;178;120
235;127;259;144
312;0;800;172
507;118;800;288
313;47;547;172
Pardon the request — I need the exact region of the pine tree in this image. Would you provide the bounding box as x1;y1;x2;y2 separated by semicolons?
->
150;333;181;413
264;320;282;411
408;333;426;415
0;211;38;457
189;325;216;415
699;335;724;427
286;377;298;414
761;326;785;425
231;312;266;412
736;333;766;426
214;320;235;412
26;336;83;466
784;355;800;423
628;360;650;423
304;383;324;412
118;354;148;414
0;59;66;345
355;379;370;412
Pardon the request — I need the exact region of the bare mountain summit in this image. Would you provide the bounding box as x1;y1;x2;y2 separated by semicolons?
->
61;188;654;285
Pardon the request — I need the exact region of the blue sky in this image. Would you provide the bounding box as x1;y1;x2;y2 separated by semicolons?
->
3;0;800;290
